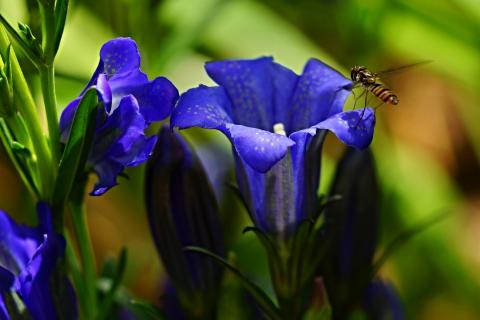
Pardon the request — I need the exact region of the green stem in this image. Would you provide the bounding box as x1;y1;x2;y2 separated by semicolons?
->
65;230;88;319
39;64;60;165
0;26;54;199
70;200;98;319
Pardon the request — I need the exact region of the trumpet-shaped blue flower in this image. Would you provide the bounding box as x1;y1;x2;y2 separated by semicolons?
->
172;57;375;236
60;37;178;195
0;203;77;319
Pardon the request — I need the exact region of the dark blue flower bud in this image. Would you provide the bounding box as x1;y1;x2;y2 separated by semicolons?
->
321;147;379;318
364;280;404;320
145;126;225;318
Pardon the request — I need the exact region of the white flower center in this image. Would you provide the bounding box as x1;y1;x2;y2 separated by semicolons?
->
273;123;286;136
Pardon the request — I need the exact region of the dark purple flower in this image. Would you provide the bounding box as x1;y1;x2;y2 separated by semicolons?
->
59;37;179;195
0;203;77;320
171;57;375;236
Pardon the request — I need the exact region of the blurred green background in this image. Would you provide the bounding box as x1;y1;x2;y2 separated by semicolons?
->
1;0;480;318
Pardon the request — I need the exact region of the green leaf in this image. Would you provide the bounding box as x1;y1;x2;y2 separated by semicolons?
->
287;219;314;292
11;141;31;157
242;226;285;296
127;300;166;320
372;210;450;276
97;248;128;320
0;45;13;110
184;246;282;320
0;117;39;198
0;15;43;67
243;226;282;269
52;88;98;212
53;0;69;55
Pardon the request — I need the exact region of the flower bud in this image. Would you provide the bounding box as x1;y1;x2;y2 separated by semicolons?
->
145;126;224;317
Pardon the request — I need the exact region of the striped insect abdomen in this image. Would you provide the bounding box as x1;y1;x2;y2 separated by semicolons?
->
366;83;399;105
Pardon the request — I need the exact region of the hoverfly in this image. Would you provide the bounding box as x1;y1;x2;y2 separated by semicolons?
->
350;61;431;117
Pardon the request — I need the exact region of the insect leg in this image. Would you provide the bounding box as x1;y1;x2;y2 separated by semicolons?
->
354;90;369;128
352;89;367;110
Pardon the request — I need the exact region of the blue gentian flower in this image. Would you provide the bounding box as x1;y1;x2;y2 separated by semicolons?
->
0;203;77;319
60;37;179;195
171;57;375;236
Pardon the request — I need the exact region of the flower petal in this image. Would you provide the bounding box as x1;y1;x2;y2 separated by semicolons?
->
114;135;157;167
90;160;124;196
18;234;77;320
0;266;13;291
113;77;179;123
60;76;112;141
97;73;113;112
226;124;295;173
312;108;375;149
100;37;141;78
59;97;81;143
205;57;275;130
90;95;146;163
0;211;42;275
172;85;233;129
288;58;352;132
271;62;299;131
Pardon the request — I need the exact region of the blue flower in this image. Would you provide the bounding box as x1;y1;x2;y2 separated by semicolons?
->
171;57;375;236
0;203;77;319
60;37;179;195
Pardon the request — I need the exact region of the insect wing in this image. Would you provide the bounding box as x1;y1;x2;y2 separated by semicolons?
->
374;60;432;77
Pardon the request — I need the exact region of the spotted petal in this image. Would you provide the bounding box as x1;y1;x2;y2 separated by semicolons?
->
100;37;141;78
312;108;375;149
112;76;179;123
206;57;275;130
226;124;295;173
172;85;233;129
288;59;352;132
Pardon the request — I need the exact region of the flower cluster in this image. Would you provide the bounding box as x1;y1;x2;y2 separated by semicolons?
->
0;29;406;319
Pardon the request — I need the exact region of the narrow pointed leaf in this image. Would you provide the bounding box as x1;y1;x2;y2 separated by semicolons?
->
53;0;69;55
52;88;98;210
0;117;39;197
243;226;282;267
97;248;128;320
128;300;167;320
184;246;282;320
372;211;449;275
